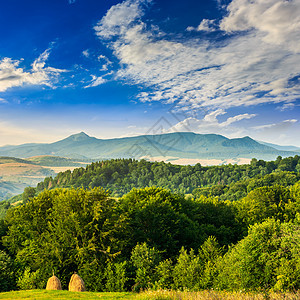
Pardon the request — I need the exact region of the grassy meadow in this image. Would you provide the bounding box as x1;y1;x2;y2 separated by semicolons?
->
0;290;133;300
0;290;300;300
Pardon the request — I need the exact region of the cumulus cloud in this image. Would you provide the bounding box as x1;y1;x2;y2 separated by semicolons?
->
220;0;300;53
168;109;256;138
94;0;300;111
0;48;65;92
168;111;299;146
94;0;150;38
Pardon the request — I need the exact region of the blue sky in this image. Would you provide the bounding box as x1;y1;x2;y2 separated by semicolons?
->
0;0;299;146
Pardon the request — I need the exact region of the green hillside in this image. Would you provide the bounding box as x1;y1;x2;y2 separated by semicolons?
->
26;155;87;167
0;156;34;165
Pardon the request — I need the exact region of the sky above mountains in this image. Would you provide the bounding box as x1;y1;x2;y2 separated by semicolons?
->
0;0;299;146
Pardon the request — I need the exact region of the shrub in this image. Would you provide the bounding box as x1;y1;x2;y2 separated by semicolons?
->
17;267;41;290
215;219;300;292
104;261;128;292
0;250;16;291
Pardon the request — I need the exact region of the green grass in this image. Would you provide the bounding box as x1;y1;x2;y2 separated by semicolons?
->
1;290;300;300
0;290;135;300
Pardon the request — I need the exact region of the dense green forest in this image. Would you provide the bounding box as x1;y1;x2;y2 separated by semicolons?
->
0;155;299;293
36;155;300;196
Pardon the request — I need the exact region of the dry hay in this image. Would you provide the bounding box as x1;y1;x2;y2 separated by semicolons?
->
68;272;86;292
46;273;62;290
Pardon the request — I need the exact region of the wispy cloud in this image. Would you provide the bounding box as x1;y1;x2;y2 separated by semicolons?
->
187;19;218;32
84;75;107;88
252;119;298;131
251;119;298;145
94;0;300;110
0;48;65;93
82;49;89;58
276;103;296;112
98;55;113;71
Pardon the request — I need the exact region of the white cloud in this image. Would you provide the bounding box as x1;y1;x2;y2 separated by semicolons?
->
98;54;113;71
94;0;150;39
0;48;65;92
220;0;300;53
187;19;218;32
168;112;300;146
253;119;297;131
168;109;256;138
84;75;107;88
82;49;89;58
276;103;295;112
95;0;300;111
0;98;7;103
251;119;299;145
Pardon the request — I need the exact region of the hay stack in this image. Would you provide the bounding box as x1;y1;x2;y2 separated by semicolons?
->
68;272;86;292
46;272;62;290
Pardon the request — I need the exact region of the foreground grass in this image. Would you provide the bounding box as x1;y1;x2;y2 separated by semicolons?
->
0;290;300;300
0;290;134;300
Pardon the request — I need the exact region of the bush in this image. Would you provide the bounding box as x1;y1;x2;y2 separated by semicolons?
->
17;267;41;290
131;242;161;291
154;259;174;290
173;247;201;291
104;261;128;292
0;250;16;291
215;219;300;292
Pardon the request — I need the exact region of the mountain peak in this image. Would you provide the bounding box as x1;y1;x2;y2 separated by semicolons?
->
68;132;91;141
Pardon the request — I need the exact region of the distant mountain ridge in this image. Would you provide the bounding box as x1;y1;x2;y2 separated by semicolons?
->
0;131;298;161
257;141;300;152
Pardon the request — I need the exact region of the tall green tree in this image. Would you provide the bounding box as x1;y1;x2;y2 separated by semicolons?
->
215;219;300;292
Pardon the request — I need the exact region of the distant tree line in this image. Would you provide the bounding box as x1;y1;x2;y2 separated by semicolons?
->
36;155;300;196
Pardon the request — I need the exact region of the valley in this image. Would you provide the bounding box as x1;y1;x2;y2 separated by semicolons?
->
0;156;89;200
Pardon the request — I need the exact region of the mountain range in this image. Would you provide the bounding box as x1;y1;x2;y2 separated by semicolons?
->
0;132;299;161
